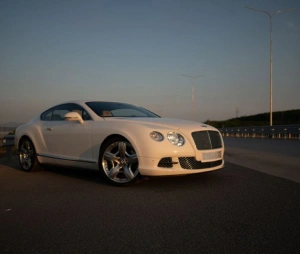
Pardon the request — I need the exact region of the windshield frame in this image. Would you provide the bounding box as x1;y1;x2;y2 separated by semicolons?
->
85;101;161;118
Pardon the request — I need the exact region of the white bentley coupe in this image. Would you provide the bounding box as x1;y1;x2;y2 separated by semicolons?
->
15;101;224;186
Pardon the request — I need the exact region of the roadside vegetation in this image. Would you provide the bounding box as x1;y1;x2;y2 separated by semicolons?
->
205;109;300;128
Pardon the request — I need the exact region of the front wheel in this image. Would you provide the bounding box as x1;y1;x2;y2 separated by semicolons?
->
99;137;140;186
18;138;40;172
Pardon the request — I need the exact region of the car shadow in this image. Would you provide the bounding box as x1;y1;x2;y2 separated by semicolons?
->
142;171;225;190
0;155;19;169
0;155;107;185
42;165;107;185
0;155;224;188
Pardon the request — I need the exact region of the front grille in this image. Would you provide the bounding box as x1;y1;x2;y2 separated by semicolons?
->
158;157;173;168
192;131;222;150
179;158;222;170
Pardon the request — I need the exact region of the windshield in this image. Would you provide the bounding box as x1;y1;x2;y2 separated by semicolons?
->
86;102;160;118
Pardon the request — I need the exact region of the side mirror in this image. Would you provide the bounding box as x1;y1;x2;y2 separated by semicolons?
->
64;112;84;124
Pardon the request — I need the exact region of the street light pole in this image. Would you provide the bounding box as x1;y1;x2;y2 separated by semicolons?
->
246;6;296;126
181;74;205;121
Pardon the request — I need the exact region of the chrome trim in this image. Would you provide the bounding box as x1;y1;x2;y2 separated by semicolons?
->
37;153;96;164
207;131;213;149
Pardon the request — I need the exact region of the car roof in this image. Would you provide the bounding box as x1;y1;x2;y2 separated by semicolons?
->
52;100;140;109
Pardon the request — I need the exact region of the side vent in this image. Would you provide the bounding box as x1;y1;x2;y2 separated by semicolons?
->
158;157;173;168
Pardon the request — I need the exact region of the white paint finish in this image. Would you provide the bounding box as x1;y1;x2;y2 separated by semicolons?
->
15;100;225;176
41;121;93;161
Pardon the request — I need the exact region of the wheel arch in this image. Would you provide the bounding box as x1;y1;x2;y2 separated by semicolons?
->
17;135;33;150
99;134;130;154
98;132;144;161
18;135;41;172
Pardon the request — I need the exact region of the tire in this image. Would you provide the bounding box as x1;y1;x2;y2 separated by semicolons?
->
18;138;41;172
99;137;140;186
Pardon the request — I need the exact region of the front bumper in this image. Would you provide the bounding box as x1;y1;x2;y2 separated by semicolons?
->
138;156;224;176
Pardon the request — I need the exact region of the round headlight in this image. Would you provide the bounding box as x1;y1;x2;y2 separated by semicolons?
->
167;132;185;146
150;131;164;142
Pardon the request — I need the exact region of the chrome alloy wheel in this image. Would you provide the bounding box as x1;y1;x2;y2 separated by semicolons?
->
102;141;139;184
19;139;35;171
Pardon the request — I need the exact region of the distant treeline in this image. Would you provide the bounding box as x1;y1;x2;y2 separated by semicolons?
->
205;109;300;128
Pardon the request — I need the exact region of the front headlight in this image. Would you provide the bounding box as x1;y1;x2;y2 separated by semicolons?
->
150;131;164;142
167;132;185;146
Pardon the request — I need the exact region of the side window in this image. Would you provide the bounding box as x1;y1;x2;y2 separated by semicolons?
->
52;109;69;121
41;110;53;121
111;108;148;117
41;103;92;121
82;110;92;120
70;107;92;120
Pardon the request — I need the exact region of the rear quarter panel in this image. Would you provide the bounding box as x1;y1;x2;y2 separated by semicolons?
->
15;117;47;155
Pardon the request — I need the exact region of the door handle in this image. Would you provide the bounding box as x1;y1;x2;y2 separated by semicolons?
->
46;127;53;131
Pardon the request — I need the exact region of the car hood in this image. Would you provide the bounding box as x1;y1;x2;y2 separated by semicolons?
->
103;117;217;132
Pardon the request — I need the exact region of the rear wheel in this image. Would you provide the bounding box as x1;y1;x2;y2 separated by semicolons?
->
99;137;139;186
19;138;40;172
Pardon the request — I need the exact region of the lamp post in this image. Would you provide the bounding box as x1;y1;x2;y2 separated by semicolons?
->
181;74;205;121
246;6;296;126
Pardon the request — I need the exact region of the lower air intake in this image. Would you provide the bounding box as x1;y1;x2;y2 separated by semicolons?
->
179;157;222;169
158;157;173;168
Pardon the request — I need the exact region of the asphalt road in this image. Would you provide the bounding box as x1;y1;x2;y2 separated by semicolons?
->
224;137;300;158
224;138;300;183
1;156;299;254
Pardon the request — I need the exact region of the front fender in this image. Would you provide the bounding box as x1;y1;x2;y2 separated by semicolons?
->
91;123;196;160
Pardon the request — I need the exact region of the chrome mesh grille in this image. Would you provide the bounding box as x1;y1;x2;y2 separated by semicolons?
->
179;158;222;170
158;157;173;168
209;131;223;149
191;131;222;150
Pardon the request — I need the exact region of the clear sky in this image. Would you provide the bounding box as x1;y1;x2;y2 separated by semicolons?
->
0;0;299;124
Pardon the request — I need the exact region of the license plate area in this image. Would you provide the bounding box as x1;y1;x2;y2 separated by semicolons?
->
202;151;222;162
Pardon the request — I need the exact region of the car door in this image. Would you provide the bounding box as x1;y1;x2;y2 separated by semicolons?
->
41;103;93;162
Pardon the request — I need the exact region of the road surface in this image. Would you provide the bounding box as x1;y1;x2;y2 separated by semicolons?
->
224;137;300;183
0;153;299;253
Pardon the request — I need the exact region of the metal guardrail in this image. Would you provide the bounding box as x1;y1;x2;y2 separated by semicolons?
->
219;124;300;140
2;135;15;160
